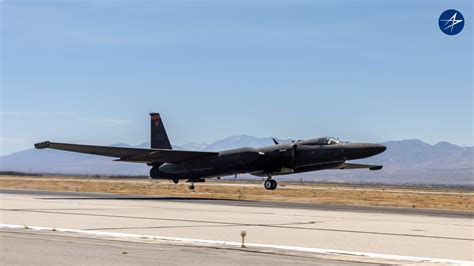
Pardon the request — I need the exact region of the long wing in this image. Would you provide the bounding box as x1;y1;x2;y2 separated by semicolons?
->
34;141;217;164
339;162;383;170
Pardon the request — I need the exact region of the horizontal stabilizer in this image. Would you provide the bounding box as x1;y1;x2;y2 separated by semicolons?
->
34;141;217;164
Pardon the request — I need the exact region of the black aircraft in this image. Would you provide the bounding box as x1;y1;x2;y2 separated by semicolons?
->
35;113;386;190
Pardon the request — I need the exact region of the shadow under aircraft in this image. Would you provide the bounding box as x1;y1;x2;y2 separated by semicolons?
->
35;113;386;190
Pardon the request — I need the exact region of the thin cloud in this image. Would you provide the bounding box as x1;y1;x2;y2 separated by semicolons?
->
0;111;76;116
78;117;131;125
0;137;25;144
65;29;182;45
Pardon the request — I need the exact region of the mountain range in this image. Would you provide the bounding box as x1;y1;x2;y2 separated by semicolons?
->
1;135;472;186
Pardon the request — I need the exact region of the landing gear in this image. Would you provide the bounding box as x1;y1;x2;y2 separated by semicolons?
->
186;178;204;190
170;176;179;184
264;177;277;190
150;166;159;179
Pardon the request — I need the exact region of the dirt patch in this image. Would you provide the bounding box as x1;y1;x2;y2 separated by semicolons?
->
1;175;473;211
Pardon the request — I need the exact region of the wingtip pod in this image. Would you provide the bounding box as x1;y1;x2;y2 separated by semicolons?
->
34;141;51;149
369;165;383;170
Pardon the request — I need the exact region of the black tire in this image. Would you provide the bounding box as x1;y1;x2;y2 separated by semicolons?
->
270;180;277;190
264;179;273;190
149;167;158;179
189;185;195;190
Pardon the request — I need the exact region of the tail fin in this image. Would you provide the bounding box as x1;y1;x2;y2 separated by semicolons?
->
150;113;172;150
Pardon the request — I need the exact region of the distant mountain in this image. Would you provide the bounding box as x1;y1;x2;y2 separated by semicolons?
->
362;139;473;169
202;135;292;151
0;136;472;186
0;147;147;176
136;142;207;150
329;139;473;186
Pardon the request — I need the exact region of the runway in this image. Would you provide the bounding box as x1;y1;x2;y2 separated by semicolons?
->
2;229;352;266
0;189;472;264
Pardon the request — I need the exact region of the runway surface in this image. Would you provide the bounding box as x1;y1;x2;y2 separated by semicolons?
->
0;189;473;264
2;229;360;266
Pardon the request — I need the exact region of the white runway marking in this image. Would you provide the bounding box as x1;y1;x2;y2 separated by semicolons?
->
1;224;471;265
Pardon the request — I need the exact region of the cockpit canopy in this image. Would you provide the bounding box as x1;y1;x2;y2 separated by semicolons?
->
297;137;343;146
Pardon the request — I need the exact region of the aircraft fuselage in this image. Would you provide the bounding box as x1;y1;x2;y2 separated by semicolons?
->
151;140;386;180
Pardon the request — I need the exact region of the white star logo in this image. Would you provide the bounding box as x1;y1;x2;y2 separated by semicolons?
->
440;12;463;33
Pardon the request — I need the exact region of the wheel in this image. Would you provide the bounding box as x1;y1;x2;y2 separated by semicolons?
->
270;180;277;190
264;179;272;190
189;185;195;190
149;167;158;179
264;179;274;190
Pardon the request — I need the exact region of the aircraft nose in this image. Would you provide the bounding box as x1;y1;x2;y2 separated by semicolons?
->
371;144;386;155
342;143;386;160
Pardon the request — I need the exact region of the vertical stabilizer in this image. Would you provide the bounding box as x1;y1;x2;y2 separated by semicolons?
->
150;113;172;149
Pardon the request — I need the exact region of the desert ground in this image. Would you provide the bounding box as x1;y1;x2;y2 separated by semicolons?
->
1;175;472;211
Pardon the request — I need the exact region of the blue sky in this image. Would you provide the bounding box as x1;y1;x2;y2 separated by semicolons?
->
1;0;472;155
